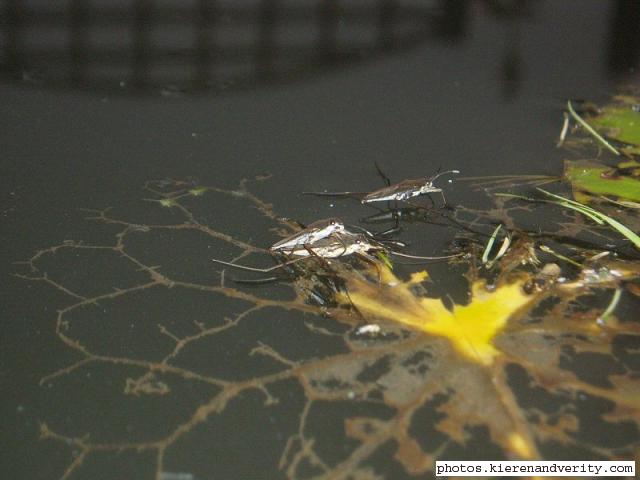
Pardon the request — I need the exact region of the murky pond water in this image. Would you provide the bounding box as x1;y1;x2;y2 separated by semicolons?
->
2;1;639;479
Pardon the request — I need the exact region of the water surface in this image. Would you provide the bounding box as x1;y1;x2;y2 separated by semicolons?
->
2;1;639;479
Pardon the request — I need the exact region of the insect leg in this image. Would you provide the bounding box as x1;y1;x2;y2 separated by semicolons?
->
211;256;308;273
302;191;368;200
303;243;336;270
422;193;437;208
341;286;367;322
231;276;281;284
389;251;463;261
374;162;400;229
374;225;402;237
374;162;392;187
352;251;383;283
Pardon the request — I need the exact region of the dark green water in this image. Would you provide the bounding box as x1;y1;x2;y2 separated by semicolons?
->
2;1;639;479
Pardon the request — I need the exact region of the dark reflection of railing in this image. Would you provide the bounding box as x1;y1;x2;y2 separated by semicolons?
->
5;1;629;97
607;0;640;76
0;0;476;95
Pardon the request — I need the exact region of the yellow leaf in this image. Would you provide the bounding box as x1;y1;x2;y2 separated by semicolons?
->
340;268;538;365
408;270;429;284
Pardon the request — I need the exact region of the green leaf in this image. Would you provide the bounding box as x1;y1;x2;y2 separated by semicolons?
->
591;106;640;152
564;160;640;202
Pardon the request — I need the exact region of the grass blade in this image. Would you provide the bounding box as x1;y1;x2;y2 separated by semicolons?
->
482;224;502;264
566;101;620;156
537;189;640;249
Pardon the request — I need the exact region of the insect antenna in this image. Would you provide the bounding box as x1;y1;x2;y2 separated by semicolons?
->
344;223;401;239
428;169;461;183
423;170;460;206
301;191;368;199
377;239;406;248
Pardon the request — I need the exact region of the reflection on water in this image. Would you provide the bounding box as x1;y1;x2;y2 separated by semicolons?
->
6;0;635;96
607;0;640;77
1;0;462;94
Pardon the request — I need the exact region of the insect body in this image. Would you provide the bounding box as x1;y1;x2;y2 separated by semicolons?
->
211;223;460;278
283;231;381;258
303;168;460;206
210;228;381;275
361;170;460;204
270;218;345;253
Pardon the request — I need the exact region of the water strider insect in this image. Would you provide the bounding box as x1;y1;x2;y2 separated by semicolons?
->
211;227;461;277
270;218;346;254
289;231;383;260
270;218;405;255
211;230;381;275
361;170;460;204
304;167;460;206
